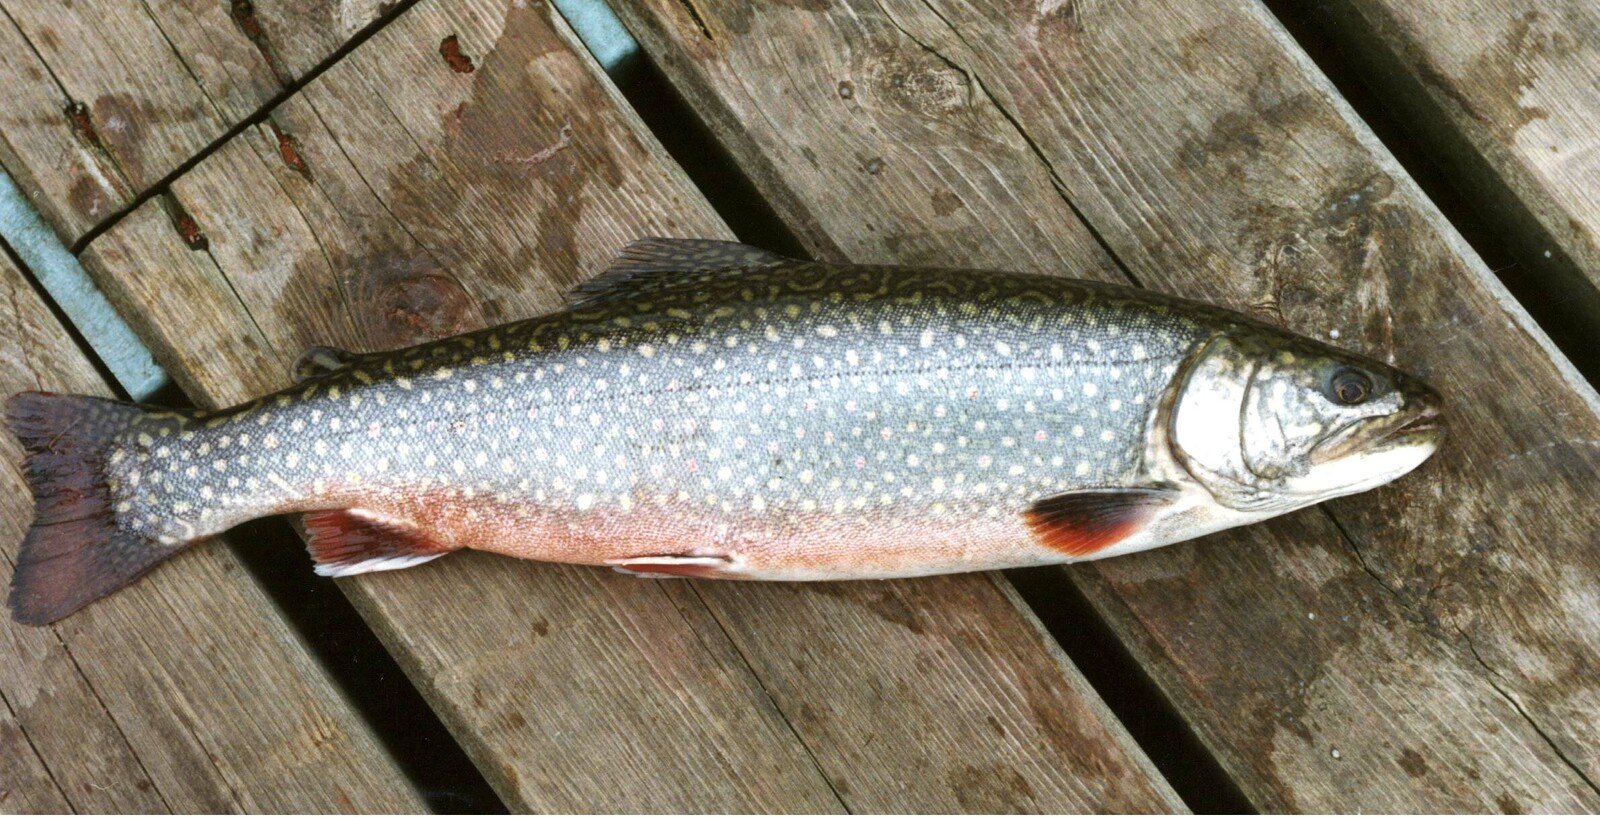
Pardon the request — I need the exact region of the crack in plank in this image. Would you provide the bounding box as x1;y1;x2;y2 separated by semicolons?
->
1322;506;1600;799
673;0;715;41
669;584;851;813
65;0;429;254
0;685;75;811
1459;628;1600;798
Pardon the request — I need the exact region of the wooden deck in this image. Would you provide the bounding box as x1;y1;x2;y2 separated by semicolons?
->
2;0;1598;812
0;248;424;810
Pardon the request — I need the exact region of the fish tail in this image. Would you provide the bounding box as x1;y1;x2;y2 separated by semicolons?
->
6;391;198;625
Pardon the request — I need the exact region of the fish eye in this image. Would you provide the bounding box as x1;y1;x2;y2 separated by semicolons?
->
1329;368;1373;405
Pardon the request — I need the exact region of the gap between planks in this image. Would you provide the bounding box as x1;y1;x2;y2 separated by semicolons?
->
54;0;428;256
1259;0;1600;395
581;14;1249;809
600;0;1600;809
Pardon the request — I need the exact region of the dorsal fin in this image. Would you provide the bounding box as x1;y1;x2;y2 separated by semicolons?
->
291;345;360;382
569;238;791;307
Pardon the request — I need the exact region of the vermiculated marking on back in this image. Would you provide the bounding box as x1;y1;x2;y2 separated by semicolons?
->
7;239;1444;622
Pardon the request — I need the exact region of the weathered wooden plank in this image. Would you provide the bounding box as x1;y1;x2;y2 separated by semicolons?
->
77;0;1183;811
0;0;393;245
0;168;167;398
1296;1;1600;332
0;251;425;810
610;0;1600;810
0;698;74;813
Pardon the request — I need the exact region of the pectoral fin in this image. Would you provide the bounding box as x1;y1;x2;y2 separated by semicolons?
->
1024;486;1179;557
606;553;738;578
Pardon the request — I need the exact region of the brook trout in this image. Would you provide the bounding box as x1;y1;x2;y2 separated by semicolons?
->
7;239;1442;624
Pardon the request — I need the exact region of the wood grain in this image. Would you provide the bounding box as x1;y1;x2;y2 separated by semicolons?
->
1303;0;1600;298
0;0;394;245
77;0;1181;810
0;250;424;810
609;0;1600;809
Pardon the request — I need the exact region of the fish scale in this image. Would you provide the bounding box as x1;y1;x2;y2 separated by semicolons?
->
119;261;1200;569
7;238;1443;623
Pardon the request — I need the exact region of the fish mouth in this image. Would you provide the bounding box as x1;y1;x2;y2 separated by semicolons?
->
1311;402;1442;465
1380;404;1443;443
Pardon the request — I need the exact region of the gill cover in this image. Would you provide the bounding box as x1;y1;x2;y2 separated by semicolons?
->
1169;335;1272;510
1170;331;1440;513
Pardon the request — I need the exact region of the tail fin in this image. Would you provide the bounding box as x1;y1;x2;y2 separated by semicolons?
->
6;392;194;625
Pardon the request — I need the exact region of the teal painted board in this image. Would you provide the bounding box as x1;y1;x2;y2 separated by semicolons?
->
0;170;165;398
550;0;639;69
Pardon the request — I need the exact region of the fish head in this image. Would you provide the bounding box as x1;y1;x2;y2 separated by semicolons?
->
1169;332;1443;513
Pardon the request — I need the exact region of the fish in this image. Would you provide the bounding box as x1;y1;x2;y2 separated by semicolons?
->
5;238;1444;624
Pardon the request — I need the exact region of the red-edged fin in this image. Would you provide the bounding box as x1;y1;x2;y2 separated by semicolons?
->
302;509;457;577
606;554;736;579
1023;487;1178;558
7;392;198;625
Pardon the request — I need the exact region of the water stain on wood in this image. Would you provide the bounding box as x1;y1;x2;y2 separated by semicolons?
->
398;2;624;297
1397;747;1429;778
68;169;116;221
806;581;928;636
1456;11;1550;137
930;189;962;216
1097;532;1376;785
1010;635;1127;785
1176;67;1323;180
347;248;478;348
950;763;1037;811
87;93;206;187
720;0;828;38
61;99;129;220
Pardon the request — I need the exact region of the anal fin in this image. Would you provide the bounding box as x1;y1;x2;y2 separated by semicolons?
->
1024;486;1178;558
606;553;737;578
302;509;457;577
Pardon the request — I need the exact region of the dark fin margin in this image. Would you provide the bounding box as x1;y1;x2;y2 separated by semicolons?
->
6;392;194;625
